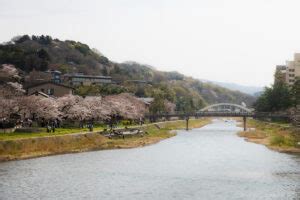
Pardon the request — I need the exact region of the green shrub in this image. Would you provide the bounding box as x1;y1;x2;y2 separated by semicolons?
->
270;135;297;147
270;135;285;146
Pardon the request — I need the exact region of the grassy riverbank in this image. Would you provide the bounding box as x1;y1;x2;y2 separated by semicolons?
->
238;119;300;153
0;127;105;141
0;118;210;162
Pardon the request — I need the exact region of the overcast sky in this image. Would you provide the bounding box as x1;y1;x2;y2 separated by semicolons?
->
1;0;300;87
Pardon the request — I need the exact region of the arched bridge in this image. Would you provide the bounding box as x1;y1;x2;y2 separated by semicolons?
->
200;103;252;113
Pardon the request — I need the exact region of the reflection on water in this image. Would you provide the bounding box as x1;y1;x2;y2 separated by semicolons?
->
0;119;300;200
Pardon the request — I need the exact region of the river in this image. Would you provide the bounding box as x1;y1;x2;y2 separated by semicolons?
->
0;119;300;200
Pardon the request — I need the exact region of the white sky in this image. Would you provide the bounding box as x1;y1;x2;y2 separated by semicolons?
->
1;0;300;87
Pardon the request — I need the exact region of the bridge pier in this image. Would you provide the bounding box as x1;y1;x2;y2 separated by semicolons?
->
243;116;247;131
186;116;189;131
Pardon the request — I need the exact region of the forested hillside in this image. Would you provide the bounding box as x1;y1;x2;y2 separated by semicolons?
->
0;35;256;112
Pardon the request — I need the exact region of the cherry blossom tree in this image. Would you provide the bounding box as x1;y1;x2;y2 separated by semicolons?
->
57;94;147;122
57;95;89;121
83;96;111;120
17;96;61;121
103;93;148;119
0;64;24;120
0;64;25;98
0;81;25;99
0;98;19;120
0;64;20;81
33;97;61;120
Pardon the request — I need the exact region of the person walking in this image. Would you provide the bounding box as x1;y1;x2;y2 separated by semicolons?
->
51;121;55;133
89;121;94;132
46;122;51;133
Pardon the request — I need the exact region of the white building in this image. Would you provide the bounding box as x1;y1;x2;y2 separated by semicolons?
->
285;53;300;85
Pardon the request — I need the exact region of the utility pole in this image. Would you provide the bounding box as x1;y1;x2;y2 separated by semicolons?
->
243;116;247;131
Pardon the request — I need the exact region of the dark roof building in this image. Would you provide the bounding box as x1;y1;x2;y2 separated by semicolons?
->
26;82;74;97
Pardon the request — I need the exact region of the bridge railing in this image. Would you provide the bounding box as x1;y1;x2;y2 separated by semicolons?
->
145;111;294;119
145;111;254;118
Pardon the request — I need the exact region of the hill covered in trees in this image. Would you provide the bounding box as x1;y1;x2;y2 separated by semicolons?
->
0;35;256;112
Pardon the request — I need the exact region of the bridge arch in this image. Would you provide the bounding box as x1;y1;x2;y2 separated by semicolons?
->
199;103;252;113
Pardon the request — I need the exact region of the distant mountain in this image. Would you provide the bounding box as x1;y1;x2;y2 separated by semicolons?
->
0;35;256;110
201;80;263;95
253;91;264;97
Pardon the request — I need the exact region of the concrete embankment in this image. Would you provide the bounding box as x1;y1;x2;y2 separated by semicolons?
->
0;119;210;162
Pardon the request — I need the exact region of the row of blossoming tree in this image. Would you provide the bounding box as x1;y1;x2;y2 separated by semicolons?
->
0;65;149;127
0;93;148;125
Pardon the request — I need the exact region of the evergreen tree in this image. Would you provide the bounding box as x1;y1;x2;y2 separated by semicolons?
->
254;73;292;112
291;78;300;107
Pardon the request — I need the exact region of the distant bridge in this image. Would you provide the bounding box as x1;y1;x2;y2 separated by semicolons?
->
145;103;291;131
200;103;252;113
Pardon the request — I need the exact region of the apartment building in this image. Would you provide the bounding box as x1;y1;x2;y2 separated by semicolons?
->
276;53;300;86
275;65;287;83
285;54;300;85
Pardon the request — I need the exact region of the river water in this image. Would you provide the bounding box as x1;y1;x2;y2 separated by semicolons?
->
0;119;300;200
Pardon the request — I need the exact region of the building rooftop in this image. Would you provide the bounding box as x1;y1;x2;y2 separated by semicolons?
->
46;70;62;74
276;65;286;70
30;91;51;98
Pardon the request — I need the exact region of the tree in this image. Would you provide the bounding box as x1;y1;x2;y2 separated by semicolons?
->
32;35;52;45
164;100;176;114
103;93;147;119
149;96;166;114
18;96;61;120
0;64;20;81
12;35;30;44
253;87;272;112
0;98;19;120
0;64;25;120
291;78;300;107
254;80;292;112
57;95;89;121
37;49;50;60
83;96;111;120
270;79;292;111
33;97;61;120
57;95;112;122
